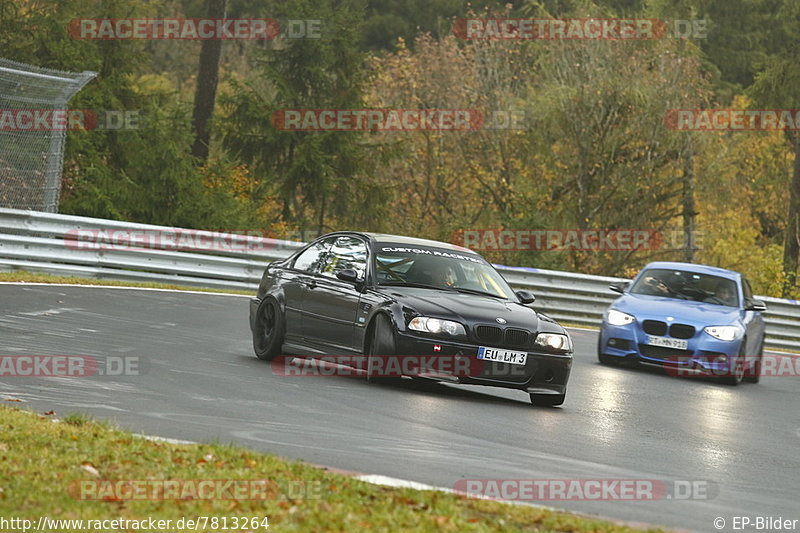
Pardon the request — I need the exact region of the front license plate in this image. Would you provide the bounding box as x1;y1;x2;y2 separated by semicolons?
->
477;346;527;365
646;335;688;350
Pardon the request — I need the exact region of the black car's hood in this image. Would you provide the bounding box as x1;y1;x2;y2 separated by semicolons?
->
380;286;552;332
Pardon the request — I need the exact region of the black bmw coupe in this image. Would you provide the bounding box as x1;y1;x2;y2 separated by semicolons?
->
249;232;572;406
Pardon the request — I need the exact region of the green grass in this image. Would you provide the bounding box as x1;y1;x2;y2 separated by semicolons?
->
0;405;665;532
0;270;251;296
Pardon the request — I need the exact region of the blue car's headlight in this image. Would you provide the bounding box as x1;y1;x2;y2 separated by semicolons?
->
703;326;741;341
534;333;573;354
408;317;466;336
606;309;635;326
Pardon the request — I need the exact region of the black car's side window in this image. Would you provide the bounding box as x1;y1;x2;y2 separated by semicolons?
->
320;236;367;279
292;239;334;273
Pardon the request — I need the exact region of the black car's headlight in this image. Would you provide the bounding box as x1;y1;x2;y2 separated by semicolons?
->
408;317;466;336
534;333;573;354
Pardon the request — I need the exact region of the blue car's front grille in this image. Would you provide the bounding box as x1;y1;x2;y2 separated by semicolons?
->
641;320;695;339
643;320;667;336
669;323;696;339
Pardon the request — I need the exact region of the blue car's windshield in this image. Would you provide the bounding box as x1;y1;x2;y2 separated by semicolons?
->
630;268;739;307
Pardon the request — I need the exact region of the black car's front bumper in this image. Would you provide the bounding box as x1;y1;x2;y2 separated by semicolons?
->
394;330;571;396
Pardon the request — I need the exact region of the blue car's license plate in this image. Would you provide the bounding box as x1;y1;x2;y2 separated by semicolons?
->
646;335;688;350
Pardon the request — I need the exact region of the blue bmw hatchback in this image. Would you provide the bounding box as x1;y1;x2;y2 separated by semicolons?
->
598;262;767;385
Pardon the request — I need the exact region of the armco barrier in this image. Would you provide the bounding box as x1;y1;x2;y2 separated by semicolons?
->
0;208;301;291
1;207;799;351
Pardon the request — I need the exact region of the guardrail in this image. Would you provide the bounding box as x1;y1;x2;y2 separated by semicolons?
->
0;208;302;291
2;207;799;351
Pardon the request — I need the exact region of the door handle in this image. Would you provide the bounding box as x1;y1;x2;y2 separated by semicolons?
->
305;279;317;289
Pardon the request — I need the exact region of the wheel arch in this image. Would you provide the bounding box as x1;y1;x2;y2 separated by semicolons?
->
362;307;401;355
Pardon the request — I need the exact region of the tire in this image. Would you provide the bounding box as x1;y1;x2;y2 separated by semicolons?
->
744;338;764;383
530;393;565;407
252;298;284;361
722;341;746;386
598;353;619;365
366;314;400;383
597;336;617;365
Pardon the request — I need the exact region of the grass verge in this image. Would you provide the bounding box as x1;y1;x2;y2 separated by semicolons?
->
0;271;250;296
0;405;663;533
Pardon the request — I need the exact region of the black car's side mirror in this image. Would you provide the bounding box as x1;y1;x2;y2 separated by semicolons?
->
745;299;767;312
609;281;630;294
516;290;536;304
336;269;360;283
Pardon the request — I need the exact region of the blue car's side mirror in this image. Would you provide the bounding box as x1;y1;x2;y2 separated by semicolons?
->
745;299;767;312
609;281;630;294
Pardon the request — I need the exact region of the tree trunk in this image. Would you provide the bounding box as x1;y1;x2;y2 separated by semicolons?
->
191;0;227;163
782;132;800;297
682;142;696;262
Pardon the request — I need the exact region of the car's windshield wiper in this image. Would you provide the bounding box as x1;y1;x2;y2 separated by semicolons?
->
450;287;505;299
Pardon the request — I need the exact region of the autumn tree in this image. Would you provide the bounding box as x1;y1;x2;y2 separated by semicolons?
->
523;34;711;274
221;0;373;233
746;1;800;296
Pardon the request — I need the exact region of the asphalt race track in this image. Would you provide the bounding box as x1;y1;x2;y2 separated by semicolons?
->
2;284;799;532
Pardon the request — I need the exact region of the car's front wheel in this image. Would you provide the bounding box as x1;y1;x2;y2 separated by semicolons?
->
530;393;565;407
366;314;399;383
598;353;620;365
597;337;619;365
744;338;764;383
723;341;747;385
252;297;284;361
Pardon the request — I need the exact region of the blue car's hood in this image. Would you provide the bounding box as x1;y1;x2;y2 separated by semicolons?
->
613;293;742;325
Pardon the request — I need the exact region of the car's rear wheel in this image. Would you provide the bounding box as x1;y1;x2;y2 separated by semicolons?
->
366;314;400;383
723;341;746;385
253;297;283;361
530;393;565;407
744;338;764;383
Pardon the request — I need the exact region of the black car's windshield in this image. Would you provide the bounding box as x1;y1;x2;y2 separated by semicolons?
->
630;268;740;307
374;244;516;299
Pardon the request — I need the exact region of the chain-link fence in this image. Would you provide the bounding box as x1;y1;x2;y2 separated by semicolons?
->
0;58;96;212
